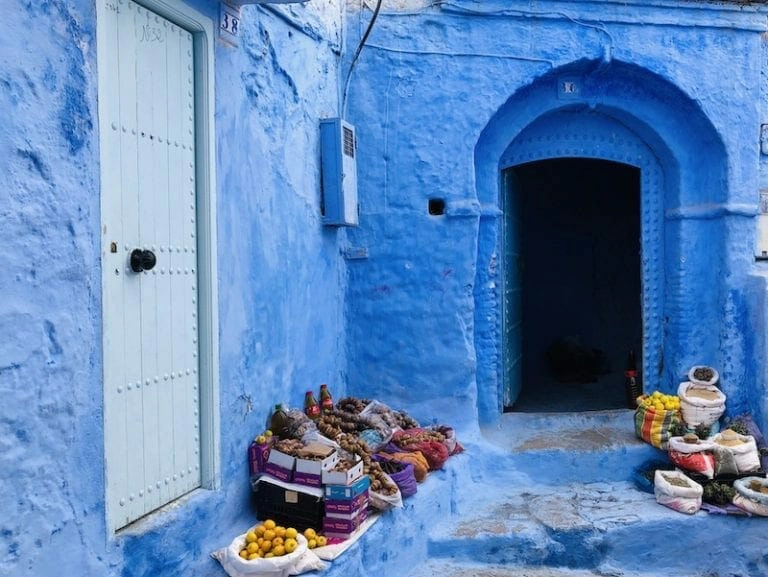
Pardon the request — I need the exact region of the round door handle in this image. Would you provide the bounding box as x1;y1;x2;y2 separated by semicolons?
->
130;249;157;273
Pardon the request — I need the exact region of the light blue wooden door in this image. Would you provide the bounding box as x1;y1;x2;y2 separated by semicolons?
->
502;169;522;409
99;0;201;531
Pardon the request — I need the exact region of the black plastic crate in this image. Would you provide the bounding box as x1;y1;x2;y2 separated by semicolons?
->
252;477;324;532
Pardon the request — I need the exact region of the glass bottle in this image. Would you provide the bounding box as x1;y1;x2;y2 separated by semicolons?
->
319;384;334;414
304;391;321;420
269;403;289;439
624;349;642;409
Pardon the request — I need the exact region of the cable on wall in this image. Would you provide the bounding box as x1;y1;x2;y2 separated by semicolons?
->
342;0;384;117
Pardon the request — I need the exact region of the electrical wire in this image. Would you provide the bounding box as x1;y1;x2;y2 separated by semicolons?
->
342;0;384;117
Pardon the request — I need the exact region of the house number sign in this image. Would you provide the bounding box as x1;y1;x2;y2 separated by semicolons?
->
219;3;241;47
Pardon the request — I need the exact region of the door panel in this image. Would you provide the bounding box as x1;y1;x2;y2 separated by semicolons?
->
101;0;200;531
502;169;523;409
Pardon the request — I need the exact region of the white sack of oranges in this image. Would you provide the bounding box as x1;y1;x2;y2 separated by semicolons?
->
212;520;325;577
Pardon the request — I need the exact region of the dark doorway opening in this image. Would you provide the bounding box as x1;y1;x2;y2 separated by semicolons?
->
504;158;642;412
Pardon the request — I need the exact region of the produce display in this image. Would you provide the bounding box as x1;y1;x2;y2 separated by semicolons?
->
236;387;463;575
336;432;399;495
238;519;327;561
637;391;680;412
634;365;768;518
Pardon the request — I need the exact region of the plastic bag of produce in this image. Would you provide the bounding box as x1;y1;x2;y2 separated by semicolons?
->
360;399;420;430
654;469;703;515
732;477;768;516
390;429;450;470
372;454;418;497
712;430;761;474
212;532;324;577
678;381;726;427
375;450;429;482
634;398;681;450
368;470;403;511
668;434;717;479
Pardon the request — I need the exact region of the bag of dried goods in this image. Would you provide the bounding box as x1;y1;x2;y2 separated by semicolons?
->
212;529;324;577
688;365;719;387
360;399;420;430
713;429;761;474
372;454;417;497
654;469;703;515
335;433;403;510
376;450;429;482
732;477;768;516
366;467;403;510
668;434;717;479
390;428;450;470
429;424;464;455
678;381;726;427
634;395;682;450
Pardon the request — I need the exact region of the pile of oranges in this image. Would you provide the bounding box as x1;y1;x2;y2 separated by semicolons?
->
238;519;327;561
638;390;680;412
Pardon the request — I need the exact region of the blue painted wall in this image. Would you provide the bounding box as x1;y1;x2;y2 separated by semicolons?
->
1;0;346;575
3;0;768;575
343;0;768;428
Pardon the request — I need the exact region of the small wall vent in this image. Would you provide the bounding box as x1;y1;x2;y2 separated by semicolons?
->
320;118;359;227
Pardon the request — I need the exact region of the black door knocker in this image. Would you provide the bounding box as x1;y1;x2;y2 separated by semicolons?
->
130;249;157;273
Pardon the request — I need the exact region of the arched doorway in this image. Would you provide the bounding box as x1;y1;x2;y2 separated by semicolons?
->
499;110;661;412
503;157;641;412
474;59;728;420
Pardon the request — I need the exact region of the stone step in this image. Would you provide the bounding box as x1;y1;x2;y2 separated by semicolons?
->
308;411;768;577
407;561;701;577
478;409;662;484
424;478;768;577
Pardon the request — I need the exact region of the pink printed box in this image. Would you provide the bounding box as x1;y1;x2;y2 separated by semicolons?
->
322;507;368;538
248;440;270;477
265;447;296;482
324;491;369;517
264;462;293;483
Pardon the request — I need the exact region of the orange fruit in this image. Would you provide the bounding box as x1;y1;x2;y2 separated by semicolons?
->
272;545;286;557
284;538;298;553
285;527;298;540
260;539;272;553
264;519;276;530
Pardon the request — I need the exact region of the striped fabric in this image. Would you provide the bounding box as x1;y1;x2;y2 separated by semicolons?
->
635;402;680;450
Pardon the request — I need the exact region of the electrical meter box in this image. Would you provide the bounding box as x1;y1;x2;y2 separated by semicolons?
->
320;118;359;226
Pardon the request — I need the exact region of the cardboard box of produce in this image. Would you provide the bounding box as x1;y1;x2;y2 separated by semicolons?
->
324;490;369;516
324;473;370;500
321;454;363;486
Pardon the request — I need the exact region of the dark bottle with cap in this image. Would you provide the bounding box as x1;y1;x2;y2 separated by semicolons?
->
269;404;290;439
624;349;642;409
